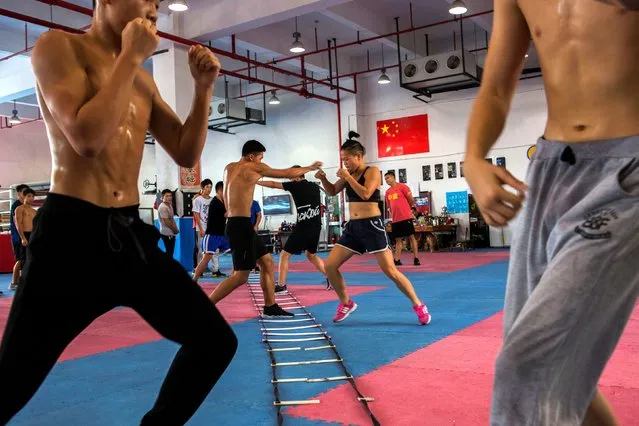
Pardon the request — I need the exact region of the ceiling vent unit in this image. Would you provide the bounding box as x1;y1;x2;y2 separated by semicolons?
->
400;49;482;102
208;81;267;134
402;49;479;89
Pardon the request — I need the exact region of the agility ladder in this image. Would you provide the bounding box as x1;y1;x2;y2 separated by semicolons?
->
246;272;380;426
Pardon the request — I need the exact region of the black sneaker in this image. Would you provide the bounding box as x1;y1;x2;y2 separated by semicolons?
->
394;259;402;266
275;284;288;295
213;270;228;278
263;304;294;318
413;257;421;266
326;278;333;290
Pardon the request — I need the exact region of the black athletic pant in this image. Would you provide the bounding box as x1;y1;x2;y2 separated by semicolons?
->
0;193;238;425
161;234;176;258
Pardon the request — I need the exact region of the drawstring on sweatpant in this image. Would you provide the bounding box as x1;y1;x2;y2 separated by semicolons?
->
107;211;147;264
560;146;576;165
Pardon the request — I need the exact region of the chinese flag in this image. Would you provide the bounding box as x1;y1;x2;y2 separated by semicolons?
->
377;114;429;158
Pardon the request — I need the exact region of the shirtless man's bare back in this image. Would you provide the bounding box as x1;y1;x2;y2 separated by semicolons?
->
463;1;638;425
0;1;238;424
208;140;322;317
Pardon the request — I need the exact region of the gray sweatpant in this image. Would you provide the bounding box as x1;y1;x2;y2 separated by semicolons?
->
491;136;639;425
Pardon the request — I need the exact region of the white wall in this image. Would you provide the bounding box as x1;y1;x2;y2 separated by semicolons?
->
198;92;354;230
0;119;157;210
0;64;550;247
138;144;158;209
355;68;548;246
0;120;51;189
0;53;35;102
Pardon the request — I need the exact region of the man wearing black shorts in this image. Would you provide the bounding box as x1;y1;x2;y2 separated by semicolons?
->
258;166;331;294
8;184;30;292
208;141;322;317
0;4;238;424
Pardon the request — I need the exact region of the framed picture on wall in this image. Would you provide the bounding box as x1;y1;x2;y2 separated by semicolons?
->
460;161;464;178
398;168;407;183
496;157;506;167
447;162;457;179
435;164;444;180
485;158;493;165
422;165;431;181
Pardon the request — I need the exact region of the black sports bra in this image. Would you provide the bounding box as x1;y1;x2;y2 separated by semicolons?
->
344;167;381;202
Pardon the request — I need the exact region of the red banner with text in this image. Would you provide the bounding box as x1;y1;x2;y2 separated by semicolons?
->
179;161;202;190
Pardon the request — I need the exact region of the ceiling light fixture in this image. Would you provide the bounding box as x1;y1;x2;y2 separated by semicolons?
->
9;101;21;125
268;90;280;105
378;44;391;85
449;0;468;15
168;0;188;12
290;17;305;53
377;71;391;85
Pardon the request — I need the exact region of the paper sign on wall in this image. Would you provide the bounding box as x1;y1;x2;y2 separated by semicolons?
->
445;190;469;214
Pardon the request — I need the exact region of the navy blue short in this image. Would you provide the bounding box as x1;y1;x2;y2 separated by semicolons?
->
336;216;390;255
201;234;231;254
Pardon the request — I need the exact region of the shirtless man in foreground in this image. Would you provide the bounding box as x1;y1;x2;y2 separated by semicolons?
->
463;0;638;425
208;140;322;317
0;1;238;424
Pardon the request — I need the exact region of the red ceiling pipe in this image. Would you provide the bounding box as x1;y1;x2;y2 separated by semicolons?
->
33;0;355;94
0;23;91;63
0;47;34;63
158;31;356;94
1;116;42;130
0;7;83;33
231;9;494;73
334;42;346;224
236;63;399;100
0;7;337;104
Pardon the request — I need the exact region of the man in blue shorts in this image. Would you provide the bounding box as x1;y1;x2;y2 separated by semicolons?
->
193;181;230;281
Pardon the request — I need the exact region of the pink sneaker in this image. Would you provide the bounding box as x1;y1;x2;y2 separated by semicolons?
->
413;304;431;325
333;300;358;323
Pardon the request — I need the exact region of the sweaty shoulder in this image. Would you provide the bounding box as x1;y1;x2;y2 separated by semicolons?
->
32;30;81;70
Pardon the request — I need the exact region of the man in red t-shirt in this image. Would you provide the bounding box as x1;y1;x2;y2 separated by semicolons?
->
384;171;420;266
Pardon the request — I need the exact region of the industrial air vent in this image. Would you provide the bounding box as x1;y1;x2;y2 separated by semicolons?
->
425;60;438;74
400;49;480;91
404;63;417;78
447;54;461;70
208;90;267;134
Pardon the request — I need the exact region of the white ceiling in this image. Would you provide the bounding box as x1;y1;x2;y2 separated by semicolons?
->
0;0;538;120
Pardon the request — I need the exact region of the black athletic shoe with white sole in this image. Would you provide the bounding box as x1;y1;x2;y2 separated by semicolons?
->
263;304;294;318
274;284;288;295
